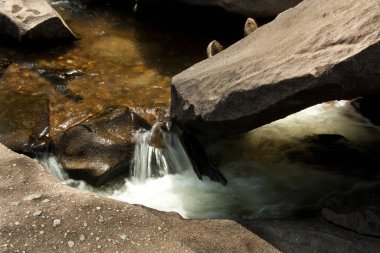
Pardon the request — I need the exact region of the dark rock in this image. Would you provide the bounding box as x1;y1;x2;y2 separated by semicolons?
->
36;68;83;101
0;0;76;43
322;184;380;237
147;0;302;18
352;94;380;125
241;217;380;253
171;0;380;136
0;93;50;156
0;58;11;76
58;107;150;185
286;134;380;178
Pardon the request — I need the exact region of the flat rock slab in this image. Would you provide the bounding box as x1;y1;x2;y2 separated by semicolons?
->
0;0;76;42
0;143;279;253
171;0;380;136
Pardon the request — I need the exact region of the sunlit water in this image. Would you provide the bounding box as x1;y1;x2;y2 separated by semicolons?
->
41;101;380;219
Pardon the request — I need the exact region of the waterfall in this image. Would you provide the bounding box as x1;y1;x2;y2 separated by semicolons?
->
130;122;191;182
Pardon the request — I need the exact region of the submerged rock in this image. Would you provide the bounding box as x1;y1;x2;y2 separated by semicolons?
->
57;107;150;185
0;0;76;43
0;93;50;156
171;0;380;136
0;58;11;76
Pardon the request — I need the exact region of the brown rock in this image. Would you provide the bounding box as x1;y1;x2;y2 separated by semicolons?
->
0;143;279;253
0;93;50;156
57;107;150;185
0;0;76;42
171;0;380;136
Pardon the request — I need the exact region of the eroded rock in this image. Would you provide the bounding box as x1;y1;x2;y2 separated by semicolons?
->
171;0;380;136
57;107;150;185
0;0;76;43
0;93;50;156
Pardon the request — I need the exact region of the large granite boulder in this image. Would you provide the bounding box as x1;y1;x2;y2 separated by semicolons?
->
0;0;76;42
171;0;380;136
0;93;50;156
57;107;150;185
146;0;302;18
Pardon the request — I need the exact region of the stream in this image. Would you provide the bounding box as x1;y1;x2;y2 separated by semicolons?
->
2;0;380;220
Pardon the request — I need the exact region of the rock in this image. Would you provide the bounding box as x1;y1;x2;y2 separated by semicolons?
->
0;0;76;43
352;93;380;125
241;217;380;253
0;143;279;253
206;40;224;58
322;208;380;237
286;134;380;177
244;18;258;36
147;0;302;18
171;0;380;136
57;107;150;185
321;183;380;237
0;93;50;156
0;58;11;76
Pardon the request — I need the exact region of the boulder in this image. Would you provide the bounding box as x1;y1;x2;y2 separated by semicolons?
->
171;0;380;136
147;0;302;18
0;142;279;253
57;107;150;185
0;0;76;43
352;93;380;125
0;93;50;156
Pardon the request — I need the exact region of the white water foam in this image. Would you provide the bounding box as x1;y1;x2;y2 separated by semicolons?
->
41;101;380;219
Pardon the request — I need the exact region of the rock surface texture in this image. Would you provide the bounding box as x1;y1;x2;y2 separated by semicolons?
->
171;0;380;136
159;0;302;18
0;0;76;42
0;143;279;253
0;93;50;156
58;107;149;185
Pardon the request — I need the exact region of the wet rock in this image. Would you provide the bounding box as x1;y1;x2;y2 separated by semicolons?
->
0;58;11;76
286;134;380;177
36;68;83;101
58;107;150;185
147;0;302;18
0;0;76;43
0;93;50;156
352;93;380;125
171;0;380;136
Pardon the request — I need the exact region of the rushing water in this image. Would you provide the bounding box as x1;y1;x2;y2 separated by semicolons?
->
41;101;380;219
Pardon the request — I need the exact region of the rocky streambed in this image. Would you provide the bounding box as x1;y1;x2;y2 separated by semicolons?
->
1;0;380;252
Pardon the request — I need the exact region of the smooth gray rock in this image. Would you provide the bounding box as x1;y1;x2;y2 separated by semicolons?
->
171;0;380;136
0;0;76;42
163;0;302;18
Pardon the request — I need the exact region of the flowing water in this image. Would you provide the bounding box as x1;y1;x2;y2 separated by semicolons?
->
42;101;380;219
2;1;380;219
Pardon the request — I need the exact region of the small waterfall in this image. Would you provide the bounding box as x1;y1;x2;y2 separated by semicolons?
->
131;122;192;182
